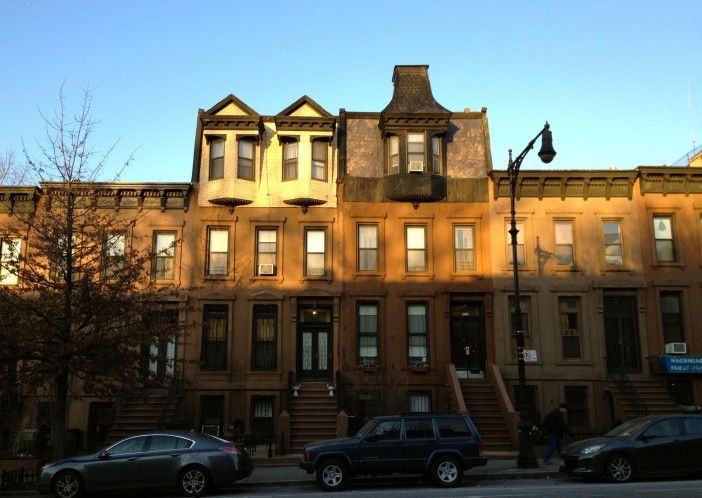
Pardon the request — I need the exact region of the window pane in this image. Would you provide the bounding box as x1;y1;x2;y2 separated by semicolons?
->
389;136;400;174
358;224;378;272
408;393;431;413
554;221;573;244
156;233;175;255
0;238;21;285
209;229;228;252
406;226;425;249
306;230;325;252
306;254;325;275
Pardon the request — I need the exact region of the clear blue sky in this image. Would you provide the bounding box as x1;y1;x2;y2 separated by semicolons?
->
1;0;700;183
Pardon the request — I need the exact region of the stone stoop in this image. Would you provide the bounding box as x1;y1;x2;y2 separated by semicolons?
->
609;378;681;420
107;387;177;442
288;382;338;453
461;380;514;451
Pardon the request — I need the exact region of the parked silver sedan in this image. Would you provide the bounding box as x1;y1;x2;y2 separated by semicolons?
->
37;430;252;497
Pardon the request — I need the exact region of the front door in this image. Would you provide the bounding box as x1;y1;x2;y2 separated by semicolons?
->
450;301;486;377
603;296;641;374
297;306;332;381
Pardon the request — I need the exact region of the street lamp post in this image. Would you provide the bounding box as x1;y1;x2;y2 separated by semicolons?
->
508;122;556;469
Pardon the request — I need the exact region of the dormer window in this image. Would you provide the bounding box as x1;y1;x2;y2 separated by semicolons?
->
311;139;328;181
237;138;254;180
209;138;225;180
388;135;400;175
282;140;298;181
407;133;425;172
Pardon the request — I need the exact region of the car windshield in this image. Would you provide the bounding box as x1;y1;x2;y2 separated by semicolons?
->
604;418;652;438
354;419;378;438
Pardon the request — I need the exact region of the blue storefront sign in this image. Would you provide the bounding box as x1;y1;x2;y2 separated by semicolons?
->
660;356;702;374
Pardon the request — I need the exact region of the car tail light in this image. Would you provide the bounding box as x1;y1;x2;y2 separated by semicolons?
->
220;446;241;455
478;441;485;456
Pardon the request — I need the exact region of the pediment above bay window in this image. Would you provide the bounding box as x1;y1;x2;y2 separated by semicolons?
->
274;95;336;132
199;94;264;135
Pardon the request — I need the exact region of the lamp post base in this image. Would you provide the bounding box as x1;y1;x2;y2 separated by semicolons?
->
516;419;538;469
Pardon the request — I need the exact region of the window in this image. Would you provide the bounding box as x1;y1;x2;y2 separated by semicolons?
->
644;419;680;438
209;138;224;180
564;386;588;431
405;418;434;439
506;220;525;266
251;304;277;370
153;232;176;280
554;220;574;266
200;395;224;436
282;140;298;181
603;221;623;265
508;296;531;358
437;417;471;438
684;417;702;435
407;303;428;364
103;232;126;277
432;136;441;174
256;228;277;276
653;215;676;262
206;227;229;276
358;302;379;366
559;297;582;359
388;135;400;175
406;225;426;272
453;225;475;272
251;397;275;442
407;132;425;171
357;224;378;272
108;436;147;455
305;228;326;277
237;138;254;180
0;237;21;285
149;435;192;451
52;232;81;282
201;304;228;370
311;140;327;181
408;392;431;413
661;292;684;344
369;419;401;440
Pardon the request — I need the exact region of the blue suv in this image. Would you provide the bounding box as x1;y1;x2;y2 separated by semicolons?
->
299;413;487;490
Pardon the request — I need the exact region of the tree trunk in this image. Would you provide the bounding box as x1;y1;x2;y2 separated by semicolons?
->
51;369;69;460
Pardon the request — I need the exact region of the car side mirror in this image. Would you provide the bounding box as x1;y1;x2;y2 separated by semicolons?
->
365;434;380;443
99;450;110;459
639;434;655;442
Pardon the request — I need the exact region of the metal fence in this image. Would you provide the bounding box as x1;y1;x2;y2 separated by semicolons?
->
0;467;37;492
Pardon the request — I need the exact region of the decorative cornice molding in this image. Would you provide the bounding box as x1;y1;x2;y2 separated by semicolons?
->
490;170;637;200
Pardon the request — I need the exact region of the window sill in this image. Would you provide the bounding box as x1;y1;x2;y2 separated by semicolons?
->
353;271;386;279
652;262;685;269
449;272;483;280
556;360;593;367
300;276;333;282
402;272;434;279
408;364;431;373
357;364;379;373
250;275;283;282
204;275;234;281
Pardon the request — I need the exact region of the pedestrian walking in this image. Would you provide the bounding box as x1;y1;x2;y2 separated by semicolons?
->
542;403;569;465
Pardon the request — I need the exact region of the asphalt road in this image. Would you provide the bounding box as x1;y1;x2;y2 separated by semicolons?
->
205;478;702;497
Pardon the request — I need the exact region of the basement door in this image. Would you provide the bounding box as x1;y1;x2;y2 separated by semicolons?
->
450;301;486;378
297;305;333;381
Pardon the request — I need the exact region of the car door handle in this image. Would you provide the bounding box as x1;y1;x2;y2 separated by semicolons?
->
127;457;139;461
170;453;180;457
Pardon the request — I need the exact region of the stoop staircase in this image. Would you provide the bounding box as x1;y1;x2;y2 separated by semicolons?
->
461;379;513;451
288;382;338;453
107;386;179;443
609;377;681;421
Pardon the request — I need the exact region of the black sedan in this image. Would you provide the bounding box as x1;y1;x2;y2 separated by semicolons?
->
562;414;702;482
37;430;252;497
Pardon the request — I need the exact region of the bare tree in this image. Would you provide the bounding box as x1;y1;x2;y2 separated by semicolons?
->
0;89;179;459
0;148;32;185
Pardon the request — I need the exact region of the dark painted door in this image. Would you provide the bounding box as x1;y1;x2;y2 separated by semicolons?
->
450;302;486;373
603;296;641;374
297;306;332;381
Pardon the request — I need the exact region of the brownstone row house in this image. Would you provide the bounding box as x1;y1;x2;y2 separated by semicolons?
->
2;65;702;456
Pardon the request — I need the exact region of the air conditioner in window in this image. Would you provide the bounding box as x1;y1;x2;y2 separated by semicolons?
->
258;263;275;275
408;160;424;172
665;342;687;355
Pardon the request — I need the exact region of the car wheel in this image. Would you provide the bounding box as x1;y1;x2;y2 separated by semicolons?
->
179;466;210;496
432;455;462;487
316;458;348;491
606;454;634;483
52;471;84;498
